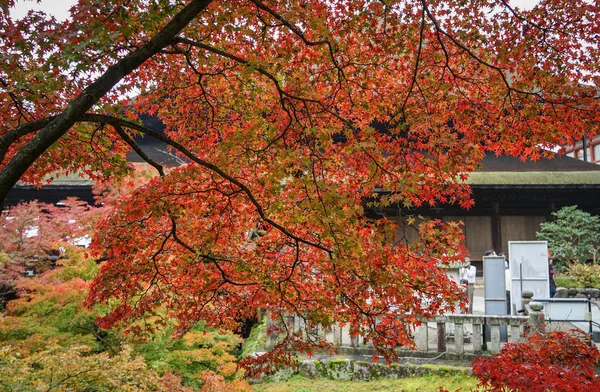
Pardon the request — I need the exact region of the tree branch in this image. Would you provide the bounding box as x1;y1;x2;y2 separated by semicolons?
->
4;111;334;254
112;124;165;176
0;0;213;210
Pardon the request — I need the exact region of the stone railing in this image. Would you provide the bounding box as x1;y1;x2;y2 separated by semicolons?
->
266;294;546;356
414;312;541;355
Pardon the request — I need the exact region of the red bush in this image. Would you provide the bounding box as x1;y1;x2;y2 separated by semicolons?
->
472;331;600;392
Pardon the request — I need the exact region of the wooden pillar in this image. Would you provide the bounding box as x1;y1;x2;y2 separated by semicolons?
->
491;202;502;254
437;321;446;353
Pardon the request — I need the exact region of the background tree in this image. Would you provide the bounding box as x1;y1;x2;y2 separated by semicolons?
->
0;198;103;307
536;205;600;264
2;0;600;367
0;198;101;262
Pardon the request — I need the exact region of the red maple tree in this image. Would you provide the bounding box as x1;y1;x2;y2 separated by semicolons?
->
1;0;599;366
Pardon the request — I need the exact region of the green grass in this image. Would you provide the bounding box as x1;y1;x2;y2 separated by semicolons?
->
251;374;480;392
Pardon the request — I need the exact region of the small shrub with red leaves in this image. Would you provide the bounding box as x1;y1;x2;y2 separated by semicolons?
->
471;331;600;392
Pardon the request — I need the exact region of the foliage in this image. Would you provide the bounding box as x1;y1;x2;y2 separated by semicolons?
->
136;323;250;391
2;0;600;370
92;162;161;207
0;248;119;354
0;343;166;391
1;245;250;391
566;263;600;289
471;331;600;392
0;198;104;308
537;206;600;263
554;276;580;289
0;198;102;263
241;317;267;359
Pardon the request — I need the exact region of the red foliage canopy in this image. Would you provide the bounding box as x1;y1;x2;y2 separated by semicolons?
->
1;0;599;364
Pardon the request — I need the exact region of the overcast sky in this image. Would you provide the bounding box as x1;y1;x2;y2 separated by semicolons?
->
11;0;541;20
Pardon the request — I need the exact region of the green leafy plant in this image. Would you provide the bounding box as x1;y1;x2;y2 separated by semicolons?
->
566;263;600;289
0;344;166;391
537;206;600;264
136;324;250;391
554;276;580;289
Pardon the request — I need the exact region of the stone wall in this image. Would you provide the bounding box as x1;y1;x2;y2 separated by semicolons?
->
554;287;600;299
250;358;471;383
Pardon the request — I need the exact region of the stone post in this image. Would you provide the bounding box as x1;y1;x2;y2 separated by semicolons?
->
350;332;358;348
472;318;482;354
488;317;502;353
521;290;534;313
509;318;522;343
415;322;429;352
266;316;277;349
437;321;446;353
333;325;342;346
454;321;464;355
528;301;545;334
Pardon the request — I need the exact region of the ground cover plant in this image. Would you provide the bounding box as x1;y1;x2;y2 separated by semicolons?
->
1;0;599;375
251;373;479;392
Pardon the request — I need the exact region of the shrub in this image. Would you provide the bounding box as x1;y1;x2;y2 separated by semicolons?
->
553;276;579;289
0;344;166;391
136;324;249;391
471;331;600;392
567;263;600;288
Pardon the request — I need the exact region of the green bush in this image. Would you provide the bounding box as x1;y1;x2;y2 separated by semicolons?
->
536;205;600;263
566;263;600;288
554;277;580;289
135;323;247;390
0;344;164;391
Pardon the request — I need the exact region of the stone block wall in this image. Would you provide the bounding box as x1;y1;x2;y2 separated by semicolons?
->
554;287;600;299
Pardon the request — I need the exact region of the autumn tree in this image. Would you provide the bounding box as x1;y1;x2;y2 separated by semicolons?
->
0;198;100;262
1;0;600;367
0;198;102;306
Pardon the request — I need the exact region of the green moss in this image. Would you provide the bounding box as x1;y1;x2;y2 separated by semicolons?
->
466;171;600;185
422;364;468;373
241;317;267;358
